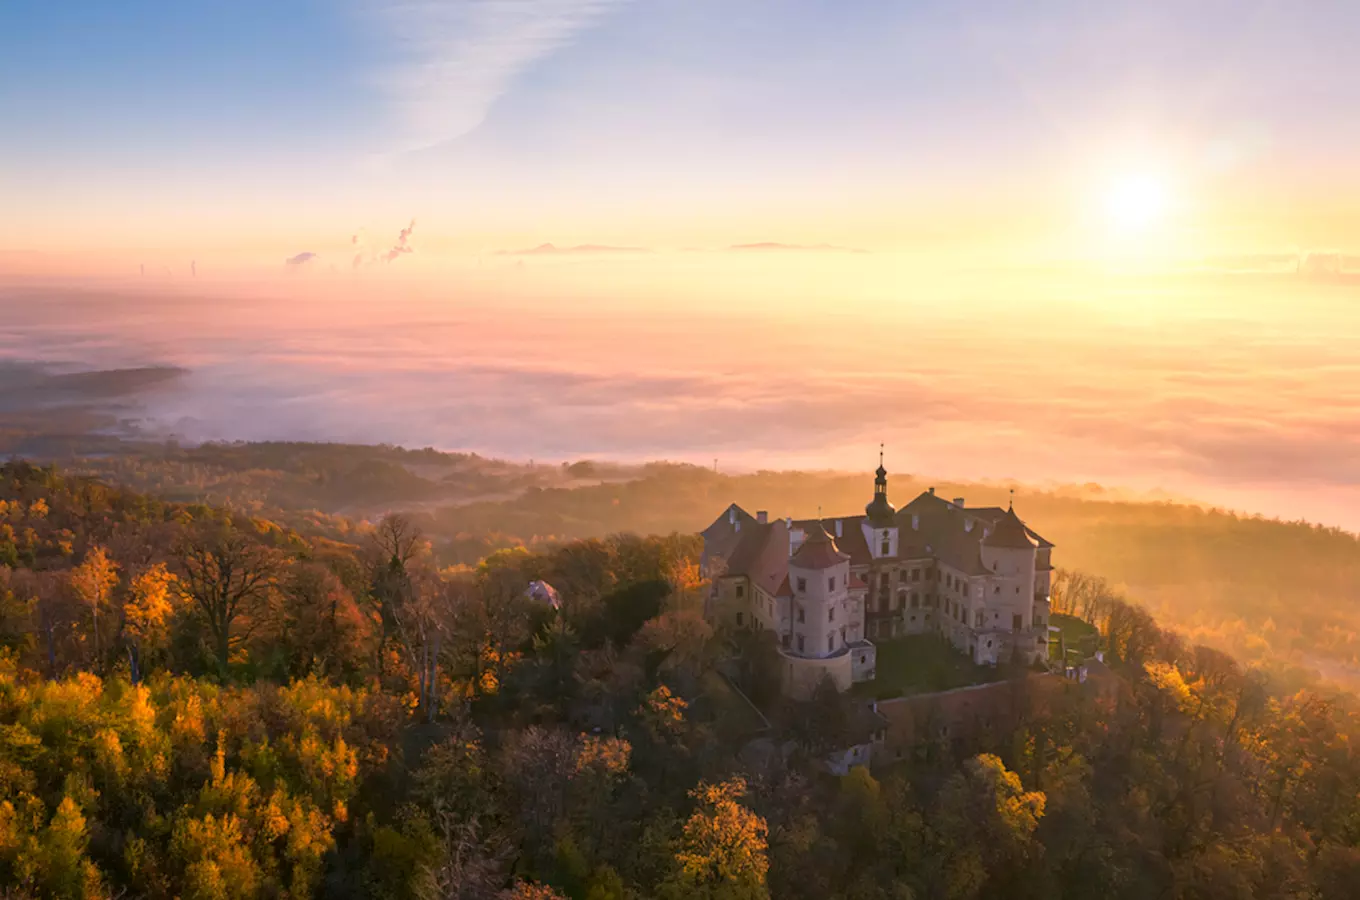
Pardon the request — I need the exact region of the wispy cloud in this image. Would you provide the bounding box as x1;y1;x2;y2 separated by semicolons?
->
728;242;870;254
496;242;648;256
285;252;318;267
369;0;630;149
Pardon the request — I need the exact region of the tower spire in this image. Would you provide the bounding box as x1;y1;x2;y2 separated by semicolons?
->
866;444;895;525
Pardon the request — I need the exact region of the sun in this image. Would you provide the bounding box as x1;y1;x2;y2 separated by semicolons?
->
1104;173;1170;233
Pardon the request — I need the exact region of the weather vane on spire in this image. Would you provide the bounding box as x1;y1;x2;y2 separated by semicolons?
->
1009;488;1015;510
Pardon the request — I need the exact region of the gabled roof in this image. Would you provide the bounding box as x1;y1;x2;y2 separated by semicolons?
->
701;503;760;562
721;518;790;597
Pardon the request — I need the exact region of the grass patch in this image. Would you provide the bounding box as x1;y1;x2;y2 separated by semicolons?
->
1049;613;1100;663
698;669;769;738
852;635;1002;700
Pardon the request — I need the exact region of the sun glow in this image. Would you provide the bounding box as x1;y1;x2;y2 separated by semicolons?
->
1104;173;1170;233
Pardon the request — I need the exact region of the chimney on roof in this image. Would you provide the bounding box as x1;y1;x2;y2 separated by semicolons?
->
756;510;768;524
834;519;843;537
928;486;935;495
954;497;965;508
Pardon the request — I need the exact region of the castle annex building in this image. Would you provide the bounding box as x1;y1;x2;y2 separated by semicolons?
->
701;459;1054;698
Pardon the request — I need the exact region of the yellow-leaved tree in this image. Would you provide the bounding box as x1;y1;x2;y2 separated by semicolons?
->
69;546;118;674
124;563;177;683
666;776;769;899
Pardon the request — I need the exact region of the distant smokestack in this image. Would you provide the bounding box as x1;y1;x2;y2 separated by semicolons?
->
954;497;965;508
757;510;768;524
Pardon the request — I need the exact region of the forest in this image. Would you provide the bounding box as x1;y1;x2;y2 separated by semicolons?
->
34;444;1360;690
1;460;1360;898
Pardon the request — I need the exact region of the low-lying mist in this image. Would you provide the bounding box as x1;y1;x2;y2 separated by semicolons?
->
2;264;1358;530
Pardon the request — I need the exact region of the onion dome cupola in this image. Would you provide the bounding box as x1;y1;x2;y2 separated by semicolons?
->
864;447;897;527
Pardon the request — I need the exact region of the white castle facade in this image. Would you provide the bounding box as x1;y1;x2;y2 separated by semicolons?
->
700;458;1054;698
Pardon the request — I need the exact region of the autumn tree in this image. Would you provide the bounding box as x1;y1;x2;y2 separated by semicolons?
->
278;560;366;681
174;523;283;674
927;754;1046;900
122;562;176;682
665;777;770;900
68;545;118;672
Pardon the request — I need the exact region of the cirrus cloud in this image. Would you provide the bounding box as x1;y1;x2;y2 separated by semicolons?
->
367;0;632;150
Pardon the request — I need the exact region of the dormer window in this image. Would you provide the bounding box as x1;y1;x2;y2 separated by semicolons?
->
881;540;890;556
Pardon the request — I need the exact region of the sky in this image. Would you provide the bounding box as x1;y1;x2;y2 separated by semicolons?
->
5;0;1360;265
2;1;1359;529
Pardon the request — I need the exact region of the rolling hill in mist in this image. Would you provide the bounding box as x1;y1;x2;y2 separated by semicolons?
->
25;438;1360;693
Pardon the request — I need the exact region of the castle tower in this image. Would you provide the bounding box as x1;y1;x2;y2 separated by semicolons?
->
781;519;856;696
980;501;1039;653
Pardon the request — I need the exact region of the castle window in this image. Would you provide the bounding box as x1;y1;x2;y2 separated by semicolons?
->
880;573;889;589
828;576;835;590
911;592;920;609
912;568;921;582
736;585;745;599
796;577;807;593
797;606;805;624
1015;586;1021;595
797;635;805;652
782;634;790;648
860;654;866;664
828;635;834;652
1012;614;1023;630
994;585;1000;594
736;613;744;627
828;607;835;623
881;540;890;556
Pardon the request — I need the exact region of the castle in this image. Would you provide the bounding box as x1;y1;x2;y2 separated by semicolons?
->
701;457;1054;699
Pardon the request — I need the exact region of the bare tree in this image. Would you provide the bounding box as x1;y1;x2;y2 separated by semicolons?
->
365;513;425;680
174;524;283;674
390;570;448;722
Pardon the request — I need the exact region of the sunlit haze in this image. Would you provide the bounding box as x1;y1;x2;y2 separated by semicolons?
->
3;1;1359;529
